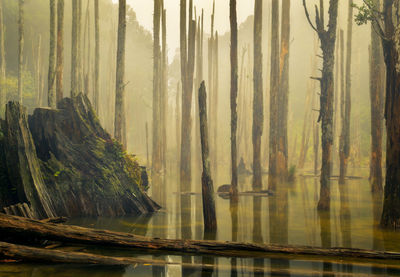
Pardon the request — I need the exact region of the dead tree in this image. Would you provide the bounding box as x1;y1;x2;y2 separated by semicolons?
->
152;0;161;173
198;81;217;232
56;0;64;104
369;0;384;193
179;0;196;188
94;0;100;112
339;1;353;185
18;0;24;104
0;6;5;113
252;0;263;190
269;0;280;189
230;0;238;196
114;0;127;144
303;0;339;210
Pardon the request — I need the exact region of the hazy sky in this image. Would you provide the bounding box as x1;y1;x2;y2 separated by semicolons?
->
113;0;255;59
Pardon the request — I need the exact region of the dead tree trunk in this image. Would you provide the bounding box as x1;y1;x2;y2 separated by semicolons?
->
369;0;384;193
230;0;238;196
56;0;64;104
152;0;161;173
179;0;196;188
114;0;126;145
18;0;24;104
252;0;264;190
277;0;290;181
94;0;100;112
339;1;353;184
0;6;5;113
198;82;217;232
303;0;339;210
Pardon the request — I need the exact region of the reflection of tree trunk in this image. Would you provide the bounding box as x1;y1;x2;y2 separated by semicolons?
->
318;210;333;276
252;0;263;190
338;183;352;274
369;0;384;193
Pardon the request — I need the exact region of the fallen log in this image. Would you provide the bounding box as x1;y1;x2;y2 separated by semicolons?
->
1;213;400;262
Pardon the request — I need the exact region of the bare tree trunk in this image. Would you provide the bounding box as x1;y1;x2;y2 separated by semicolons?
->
71;0;78;97
212;32;219;177
277;0;290;181
369;0;384;193
176;82;181;170
114;0;126;145
48;0;56;108
56;0;64;104
94;0;100;112
18;0;24;104
161;5;167;173
253;0;263;190
0;6;5;114
230;0;238;196
77;0;83;94
339;1;353;184
303;0;339;210
268;0;279;189
198;81;217;232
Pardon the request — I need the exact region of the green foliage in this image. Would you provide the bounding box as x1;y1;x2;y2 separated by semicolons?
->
352;0;377;26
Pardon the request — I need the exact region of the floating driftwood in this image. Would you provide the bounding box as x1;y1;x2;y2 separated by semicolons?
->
0;95;159;218
1;213;400;262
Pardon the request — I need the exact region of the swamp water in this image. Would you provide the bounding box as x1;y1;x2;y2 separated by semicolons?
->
1;167;400;276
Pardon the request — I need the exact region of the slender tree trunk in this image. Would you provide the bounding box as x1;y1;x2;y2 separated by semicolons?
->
198;81;217;232
71;0;78;97
208;1;214;128
176;82;181;170
18;0;24;104
230;0;238;196
268;0;279;189
0;6;5;114
369;0;384;193
48;0;56;108
77;0;83;94
339;1;353;184
56;0;64;104
94;0;100;112
114;0;127;145
161;6;167;173
253;0;263;190
212;32;219;177
277;0;290;181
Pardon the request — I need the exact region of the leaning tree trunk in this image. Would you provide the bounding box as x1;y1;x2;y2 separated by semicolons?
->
114;0;126;145
48;0;56;108
230;0;238;196
198;82;217;232
18;0;24;104
369;0;384;193
252;0;263;191
56;0;64;104
339;1;353;185
0;6;5;114
94;0;100;113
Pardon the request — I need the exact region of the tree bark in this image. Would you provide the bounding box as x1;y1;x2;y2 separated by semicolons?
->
230;0;238;196
252;0;263;191
198;82;217;232
161;6;167;173
56;0;64;105
18;0;24;104
48;0;56;108
0;6;5;114
71;0;78;97
114;0;127;145
94;0;100;113
369;0;384;193
211;31;219;177
339;1;353;185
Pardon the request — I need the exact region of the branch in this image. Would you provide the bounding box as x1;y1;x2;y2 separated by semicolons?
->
303;0;318;33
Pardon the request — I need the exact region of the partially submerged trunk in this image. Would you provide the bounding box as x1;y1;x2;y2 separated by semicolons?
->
0;94;159;218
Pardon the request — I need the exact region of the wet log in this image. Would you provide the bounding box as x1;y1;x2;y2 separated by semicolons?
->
1;213;400;262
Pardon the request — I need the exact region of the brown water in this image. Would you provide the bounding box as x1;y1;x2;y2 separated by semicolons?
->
1;167;400;276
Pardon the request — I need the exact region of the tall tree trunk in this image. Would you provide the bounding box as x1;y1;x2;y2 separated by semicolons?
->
179;0;196;189
303;0;339;210
94;0;100;113
71;0;78;97
18;0;24;104
277;0;290;182
230;0;238;196
152;0;161;174
0;6;5;114
268;0;279;190
369;0;384;193
56;0;64;104
253;0;263;190
161;5;167;173
212;32;219;177
114;0;127;145
198;81;217;232
48;0;56;108
339;1;353;184
77;0;83;94
176;82;181;170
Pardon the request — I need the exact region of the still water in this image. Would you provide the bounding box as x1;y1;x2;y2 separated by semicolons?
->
1;166;400;276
